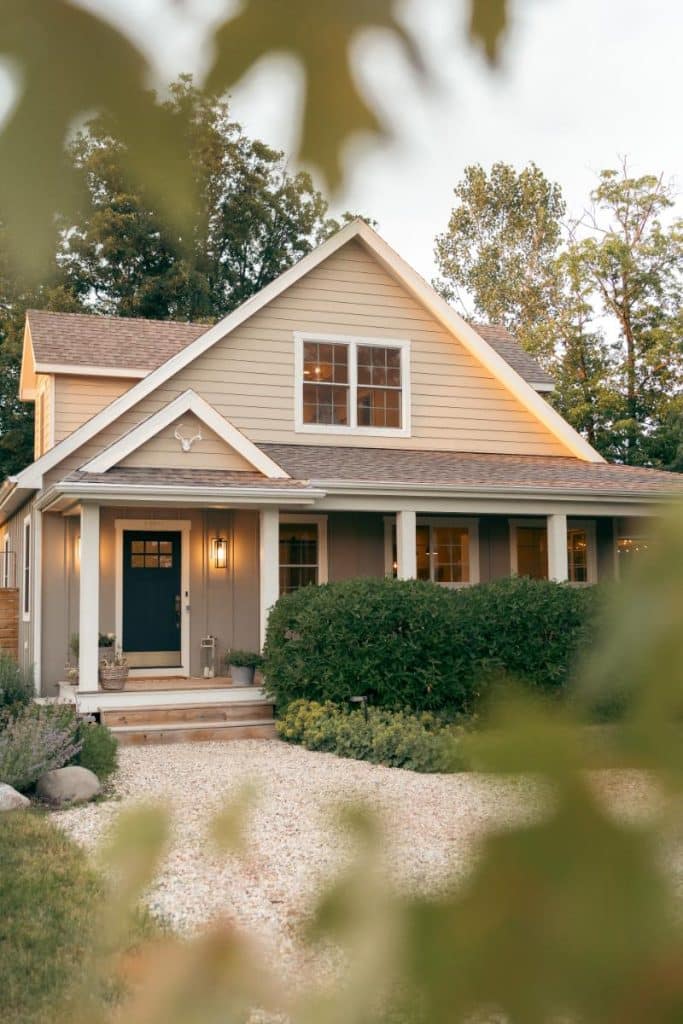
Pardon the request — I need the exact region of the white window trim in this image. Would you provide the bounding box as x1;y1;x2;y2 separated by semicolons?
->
567;519;597;586
22;513;31;621
279;513;329;592
114;519;192;678
294;332;411;438
383;515;479;586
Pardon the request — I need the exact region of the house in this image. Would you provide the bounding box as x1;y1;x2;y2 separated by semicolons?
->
0;220;680;737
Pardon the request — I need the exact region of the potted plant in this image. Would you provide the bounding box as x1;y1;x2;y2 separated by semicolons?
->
98;632;116;662
225;649;262;686
99;649;129;691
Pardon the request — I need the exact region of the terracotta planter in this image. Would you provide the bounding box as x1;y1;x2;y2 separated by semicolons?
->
99;665;129;691
229;664;255;686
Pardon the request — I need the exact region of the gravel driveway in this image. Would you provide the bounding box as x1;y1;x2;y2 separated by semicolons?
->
53;740;651;982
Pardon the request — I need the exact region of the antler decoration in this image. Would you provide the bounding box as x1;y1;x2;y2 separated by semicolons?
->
174;424;202;452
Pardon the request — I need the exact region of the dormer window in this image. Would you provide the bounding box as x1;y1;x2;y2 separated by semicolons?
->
295;333;410;436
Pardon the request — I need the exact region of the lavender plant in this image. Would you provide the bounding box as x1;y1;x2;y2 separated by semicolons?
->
0;704;81;792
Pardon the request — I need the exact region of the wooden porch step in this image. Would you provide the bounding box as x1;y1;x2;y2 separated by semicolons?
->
111;719;277;746
123;676;238;691
102;701;274;728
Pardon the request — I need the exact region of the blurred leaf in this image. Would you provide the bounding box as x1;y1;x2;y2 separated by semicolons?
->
205;0;425;190
468;0;509;65
0;0;194;278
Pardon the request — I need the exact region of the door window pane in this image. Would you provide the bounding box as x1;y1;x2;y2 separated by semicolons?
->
433;527;470;583
279;524;319;594
516;527;548;579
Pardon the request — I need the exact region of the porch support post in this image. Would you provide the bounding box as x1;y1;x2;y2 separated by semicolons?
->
547;512;569;582
78;503;100;691
259;508;279;650
396;509;417;580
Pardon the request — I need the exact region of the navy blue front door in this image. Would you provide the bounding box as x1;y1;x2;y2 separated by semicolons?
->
122;531;181;660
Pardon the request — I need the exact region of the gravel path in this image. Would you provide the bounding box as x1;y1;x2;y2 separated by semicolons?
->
52;740;656;983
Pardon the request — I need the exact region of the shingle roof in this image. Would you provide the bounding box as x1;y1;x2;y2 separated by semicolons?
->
26;309;554;387
27;310;207;372
470;323;554;387
259;444;683;496
64;468;309;489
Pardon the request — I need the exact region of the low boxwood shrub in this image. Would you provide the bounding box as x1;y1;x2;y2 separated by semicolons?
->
264;577;478;714
75;720;118;781
277;699;467;773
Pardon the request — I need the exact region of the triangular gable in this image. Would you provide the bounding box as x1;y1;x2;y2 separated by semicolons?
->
81;390;289;479
14;221;603;490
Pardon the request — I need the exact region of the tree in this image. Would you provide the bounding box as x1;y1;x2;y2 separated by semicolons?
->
59;77;347;322
565;166;683;467
434;161;566;360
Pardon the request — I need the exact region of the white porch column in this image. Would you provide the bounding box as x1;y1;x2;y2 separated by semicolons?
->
547;513;569;581
396;509;417;580
78;503;100;691
259;508;280;649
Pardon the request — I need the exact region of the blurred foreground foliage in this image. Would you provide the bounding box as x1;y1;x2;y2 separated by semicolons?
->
40;505;683;1023
0;0;509;278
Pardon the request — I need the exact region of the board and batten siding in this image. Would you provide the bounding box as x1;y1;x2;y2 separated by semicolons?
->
45;239;570;484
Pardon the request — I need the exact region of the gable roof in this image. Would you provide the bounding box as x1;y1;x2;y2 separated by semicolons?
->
81;389;289;478
13;220;604;491
472;324;554;390
25;309;207;375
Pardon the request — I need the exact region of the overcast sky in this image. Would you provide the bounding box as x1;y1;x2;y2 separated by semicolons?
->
7;0;683;282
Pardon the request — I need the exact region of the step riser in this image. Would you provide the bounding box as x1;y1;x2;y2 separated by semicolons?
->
102;703;273;727
115;723;277;746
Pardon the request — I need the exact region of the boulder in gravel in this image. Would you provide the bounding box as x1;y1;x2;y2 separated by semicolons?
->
36;766;101;805
0;782;30;811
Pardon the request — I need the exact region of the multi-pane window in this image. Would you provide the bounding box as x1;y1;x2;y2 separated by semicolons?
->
357;345;402;428
279;523;319;594
391;520;476;586
130;539;174;569
297;335;407;433
567;529;589;583
302;341;349;426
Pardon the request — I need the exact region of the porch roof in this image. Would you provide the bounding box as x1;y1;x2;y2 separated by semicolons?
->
259;444;683;498
64;468;310;489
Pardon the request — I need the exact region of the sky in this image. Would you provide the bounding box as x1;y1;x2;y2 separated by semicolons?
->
6;0;683;284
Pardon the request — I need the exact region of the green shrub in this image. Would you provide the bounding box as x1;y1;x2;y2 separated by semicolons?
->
277;699;467;773
0;704;81;792
264;577;477;714
225;649;263;669
75;720;118;781
450;576;601;699
264;576;599;714
0;652;34;712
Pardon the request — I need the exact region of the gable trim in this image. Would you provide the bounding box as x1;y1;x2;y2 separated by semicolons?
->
14;220;603;490
81;390;290;479
34;362;147;379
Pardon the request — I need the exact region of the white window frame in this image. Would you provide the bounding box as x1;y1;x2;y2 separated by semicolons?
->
567;519;597;586
22;514;31;621
383;516;479;587
294;332;411;437
279;513;328;594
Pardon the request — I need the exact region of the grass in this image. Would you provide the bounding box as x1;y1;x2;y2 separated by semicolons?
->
0;809;161;1024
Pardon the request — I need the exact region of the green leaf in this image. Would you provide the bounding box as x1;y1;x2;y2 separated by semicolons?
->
205;0;425;190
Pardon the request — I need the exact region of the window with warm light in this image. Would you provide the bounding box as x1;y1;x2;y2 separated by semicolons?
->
567;528;589;583
279;523;319;593
296;333;409;435
386;518;478;586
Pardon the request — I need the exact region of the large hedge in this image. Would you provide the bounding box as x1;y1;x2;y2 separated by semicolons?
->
263;576;600;714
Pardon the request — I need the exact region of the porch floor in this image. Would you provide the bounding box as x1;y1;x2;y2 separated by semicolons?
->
123;675;240;691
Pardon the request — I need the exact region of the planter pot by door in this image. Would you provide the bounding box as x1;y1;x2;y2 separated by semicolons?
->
229;664;255;686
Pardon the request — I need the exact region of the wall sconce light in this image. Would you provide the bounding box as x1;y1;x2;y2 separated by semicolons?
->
212;537;227;569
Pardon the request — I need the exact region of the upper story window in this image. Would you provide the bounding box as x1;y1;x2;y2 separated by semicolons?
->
295;333;410;437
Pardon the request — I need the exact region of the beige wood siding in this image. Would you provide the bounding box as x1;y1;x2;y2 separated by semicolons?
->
120;412;256;471
34;374;53;457
54;375;135;444
46;239;572;482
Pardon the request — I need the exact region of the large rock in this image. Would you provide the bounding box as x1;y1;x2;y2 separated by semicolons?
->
36;766;101;805
0;782;30;811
